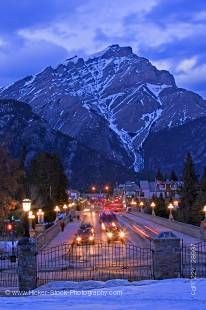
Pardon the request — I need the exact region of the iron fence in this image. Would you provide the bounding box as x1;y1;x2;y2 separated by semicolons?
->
182;241;206;278
0;248;18;288
1;240;206;290
37;242;153;286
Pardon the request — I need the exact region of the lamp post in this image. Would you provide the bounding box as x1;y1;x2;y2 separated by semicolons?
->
104;185;109;192
150;201;156;216
54;205;60;221
131;199;137;209
37;209;44;224
139;201;144;213
63;204;68;216
203;205;206;221
22;198;32;237
168;203;174;221
91;186;96;193
104;185;110;200
28;211;35;231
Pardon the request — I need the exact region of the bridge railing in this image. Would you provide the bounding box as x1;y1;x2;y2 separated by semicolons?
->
130;211;201;239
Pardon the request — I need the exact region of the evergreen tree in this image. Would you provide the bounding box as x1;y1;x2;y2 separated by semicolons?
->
170;170;178;182
155;194;167;218
0;146;24;219
178;153;198;224
193;167;206;224
30;152;68;220
156;168;164;182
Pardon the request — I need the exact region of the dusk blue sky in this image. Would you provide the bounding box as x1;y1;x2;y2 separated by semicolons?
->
0;0;205;97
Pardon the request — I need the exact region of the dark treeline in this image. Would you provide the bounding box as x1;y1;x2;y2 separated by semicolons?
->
0;146;68;222
154;153;205;225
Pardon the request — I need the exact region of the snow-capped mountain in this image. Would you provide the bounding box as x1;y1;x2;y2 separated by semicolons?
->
0;44;206;173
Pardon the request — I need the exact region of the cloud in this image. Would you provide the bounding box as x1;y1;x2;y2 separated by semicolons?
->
151;55;206;97
18;0;160;54
0;0;206;98
176;57;197;73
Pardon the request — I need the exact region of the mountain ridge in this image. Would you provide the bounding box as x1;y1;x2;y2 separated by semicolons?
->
0;44;205;174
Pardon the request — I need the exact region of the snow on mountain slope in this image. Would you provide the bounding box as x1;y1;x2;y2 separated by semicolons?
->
0;44;206;171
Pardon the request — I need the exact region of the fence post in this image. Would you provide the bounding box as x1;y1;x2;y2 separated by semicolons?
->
153;231;181;279
18;237;37;291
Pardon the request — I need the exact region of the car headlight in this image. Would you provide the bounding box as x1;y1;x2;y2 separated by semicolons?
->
107;232;113;238
76;236;82;242
119;231;125;238
89;236;94;241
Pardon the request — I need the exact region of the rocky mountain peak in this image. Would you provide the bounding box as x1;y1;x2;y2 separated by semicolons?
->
90;44;133;59
0;45;205;174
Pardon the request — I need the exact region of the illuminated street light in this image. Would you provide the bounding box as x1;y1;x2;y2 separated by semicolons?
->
37;209;44;224
91;186;96;192
63;204;68;215
54;205;60;221
203;205;206;221
22;198;32;237
28;211;35;231
139;201;144;213
104;185;109;192
22;198;31;213
168;203;174;221
131;199;137;207
150;201;156;216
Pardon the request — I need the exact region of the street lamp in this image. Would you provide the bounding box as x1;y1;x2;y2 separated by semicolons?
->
139;201;144;213
54;205;60;221
37;209;44;224
28;211;35;231
168;203;174;221
131;199;137;207
104;185;109;192
150;201;156;216
22;198;31;237
63;204;68;216
91;186;96;192
203;205;206;221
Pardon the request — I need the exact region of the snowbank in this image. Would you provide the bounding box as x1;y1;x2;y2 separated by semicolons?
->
0;278;205;309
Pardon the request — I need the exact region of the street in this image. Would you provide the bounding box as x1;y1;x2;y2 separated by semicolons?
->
36;207;203;285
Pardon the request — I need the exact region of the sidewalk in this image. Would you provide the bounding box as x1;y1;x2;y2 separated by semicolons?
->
45;219;80;248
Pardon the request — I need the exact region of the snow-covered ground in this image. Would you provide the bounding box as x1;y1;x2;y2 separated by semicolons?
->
0;278;205;309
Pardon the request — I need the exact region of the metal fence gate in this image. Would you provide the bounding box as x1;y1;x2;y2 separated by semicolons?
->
37;242;153;286
0;248;18;289
182;241;206;278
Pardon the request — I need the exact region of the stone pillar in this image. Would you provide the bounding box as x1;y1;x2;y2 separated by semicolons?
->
18;237;37;291
200;221;206;240
153;231;181;279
